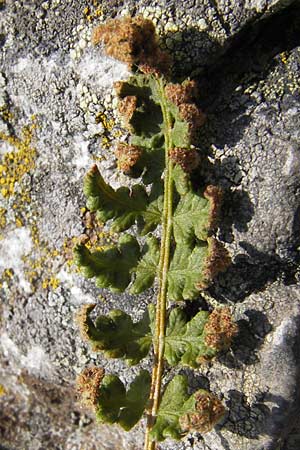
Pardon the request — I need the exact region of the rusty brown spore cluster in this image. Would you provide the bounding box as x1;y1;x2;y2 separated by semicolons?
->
203;307;238;351
77;366;105;409
165;79;206;140
92;16;171;75
179;390;225;433
169;147;200;173
115;143;142;173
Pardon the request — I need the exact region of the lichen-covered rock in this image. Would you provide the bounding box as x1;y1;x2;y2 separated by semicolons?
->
0;1;300;450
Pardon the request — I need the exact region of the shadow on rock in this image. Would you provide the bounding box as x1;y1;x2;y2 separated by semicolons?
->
208;241;299;303
222;388;300;448
223;389;270;439
219;185;255;241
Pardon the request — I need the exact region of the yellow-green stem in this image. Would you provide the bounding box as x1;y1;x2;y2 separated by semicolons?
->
144;78;174;450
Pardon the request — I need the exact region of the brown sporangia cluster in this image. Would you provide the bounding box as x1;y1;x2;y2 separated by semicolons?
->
165;80;198;106
118;95;137;129
204;185;224;231
178;103;206;138
203;307;238;351
92;16;171;75
165;79;206;142
76;304;97;344
169;147;200;173
77;366;105;409
165;80;205;137
179;391;225;433
115;143;143;172
200;238;231;289
77;211;104;247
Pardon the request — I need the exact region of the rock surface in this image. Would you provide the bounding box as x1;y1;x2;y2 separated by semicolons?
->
0;1;300;450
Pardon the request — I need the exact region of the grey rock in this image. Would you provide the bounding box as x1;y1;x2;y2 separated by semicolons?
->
0;1;300;450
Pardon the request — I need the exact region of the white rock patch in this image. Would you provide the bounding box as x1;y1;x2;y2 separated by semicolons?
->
0;227;33;293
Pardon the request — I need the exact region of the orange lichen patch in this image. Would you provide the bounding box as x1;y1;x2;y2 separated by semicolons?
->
169;147;200;173
203;307;238;351
77;366;105;409
165;80;198;106
92;16;170;74
15;216;23;228
0;117;69;294
115;143;142;173
0;121;37;199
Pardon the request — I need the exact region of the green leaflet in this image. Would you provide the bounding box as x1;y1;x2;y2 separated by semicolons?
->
83;165;147;232
165;308;217;367
73;234;140;292
172;164;190;195
168;242;209;301
130;235;160;294
170;120;190;148
118;370;152;430
74;234;161;294
83;165;163;233
140;182;163;235
173;191;211;244
77;304;154;365
150;375;225;441
96;370;151;430
78;304;236;367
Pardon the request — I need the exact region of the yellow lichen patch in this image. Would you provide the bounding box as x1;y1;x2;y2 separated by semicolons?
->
3;268;13;279
0;268;14;293
42;276;60;290
280;51;289;65
0;384;6;396
0;116;70;295
17;217;65;292
98;293;107;302
83;1;103;22
95;111;118;149
0;121;37;199
95;111;128;150
0;106;14;123
15;216;23;228
0;207;6;228
96;111;115;132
